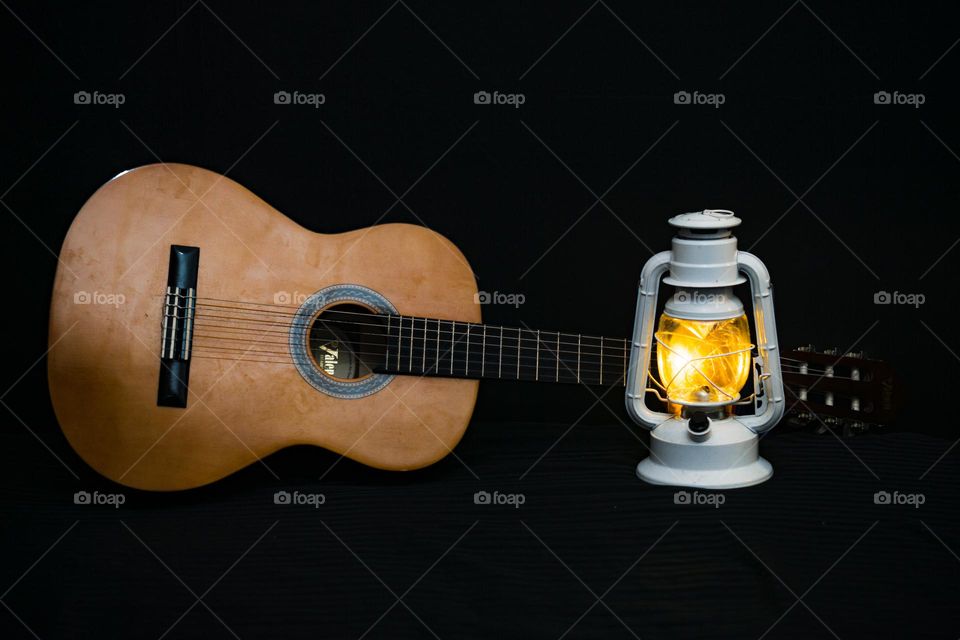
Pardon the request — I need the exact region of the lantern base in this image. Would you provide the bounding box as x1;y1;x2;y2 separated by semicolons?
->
636;418;772;489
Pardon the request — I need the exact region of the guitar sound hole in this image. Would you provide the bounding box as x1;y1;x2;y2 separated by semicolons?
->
307;304;385;380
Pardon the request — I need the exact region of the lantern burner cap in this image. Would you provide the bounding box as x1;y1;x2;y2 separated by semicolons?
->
669;209;742;237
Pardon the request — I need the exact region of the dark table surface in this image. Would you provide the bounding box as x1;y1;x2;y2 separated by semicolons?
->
2;420;957;639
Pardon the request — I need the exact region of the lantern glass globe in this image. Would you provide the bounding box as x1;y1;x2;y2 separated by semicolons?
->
655;312;752;407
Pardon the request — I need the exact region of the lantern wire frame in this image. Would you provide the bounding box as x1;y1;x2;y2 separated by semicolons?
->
644;340;772;408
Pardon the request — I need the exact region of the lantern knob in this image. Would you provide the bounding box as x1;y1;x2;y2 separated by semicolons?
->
687;412;711;442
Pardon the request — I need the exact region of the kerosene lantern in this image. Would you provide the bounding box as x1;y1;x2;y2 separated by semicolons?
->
626;210;785;488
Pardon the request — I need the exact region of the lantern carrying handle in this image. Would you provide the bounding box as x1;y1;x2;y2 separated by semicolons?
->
625;251;673;431
734;251;785;433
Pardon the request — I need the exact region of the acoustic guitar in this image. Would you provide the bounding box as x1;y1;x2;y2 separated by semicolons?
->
48;164;897;490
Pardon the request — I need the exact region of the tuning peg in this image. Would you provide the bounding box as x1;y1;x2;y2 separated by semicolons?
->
822;347;839;356
795;344;817;352
846;420;868;433
845;350;866;359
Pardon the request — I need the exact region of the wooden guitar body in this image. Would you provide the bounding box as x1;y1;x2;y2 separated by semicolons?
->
48;164;480;490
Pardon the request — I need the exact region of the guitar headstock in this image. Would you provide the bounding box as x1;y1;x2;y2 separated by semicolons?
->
780;346;901;435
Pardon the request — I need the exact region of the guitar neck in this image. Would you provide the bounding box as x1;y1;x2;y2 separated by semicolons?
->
375;315;630;386
370;315;897;429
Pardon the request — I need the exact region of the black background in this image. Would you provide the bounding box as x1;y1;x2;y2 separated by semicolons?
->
2;2;959;638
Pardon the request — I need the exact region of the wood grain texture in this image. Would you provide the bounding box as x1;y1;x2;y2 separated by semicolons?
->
47;164;480;490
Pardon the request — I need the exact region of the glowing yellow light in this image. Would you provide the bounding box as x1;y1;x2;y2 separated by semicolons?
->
655;313;752;406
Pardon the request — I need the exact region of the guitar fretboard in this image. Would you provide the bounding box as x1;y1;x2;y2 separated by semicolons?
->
377;316;629;386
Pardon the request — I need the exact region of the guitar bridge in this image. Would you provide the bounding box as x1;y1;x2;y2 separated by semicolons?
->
157;245;200;408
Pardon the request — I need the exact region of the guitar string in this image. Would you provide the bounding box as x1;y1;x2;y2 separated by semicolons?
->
186;339;849;382
189;309;817;367
179;303;871;401
185;299;823;363
190;314;641;364
191;345;842;386
178;296;867;363
190;317;629;358
158;297;857;374
187;319;850;377
192;305;635;351
187;335;837;378
187;352;873;410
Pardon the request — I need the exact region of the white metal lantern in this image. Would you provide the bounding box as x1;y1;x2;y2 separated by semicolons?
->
626;210;785;489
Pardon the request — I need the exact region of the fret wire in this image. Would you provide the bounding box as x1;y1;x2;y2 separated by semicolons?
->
599;336;604;385
450;320;455;375
435;318;440;374
555;332;560;383
386;315;391;365
577;334;581;383
420;318;427;372
396;316;402;370
498;326;503;379
535;329;540;381
481;325;486;377
466;324;470;376
408;315;413;372
516;328;521;379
